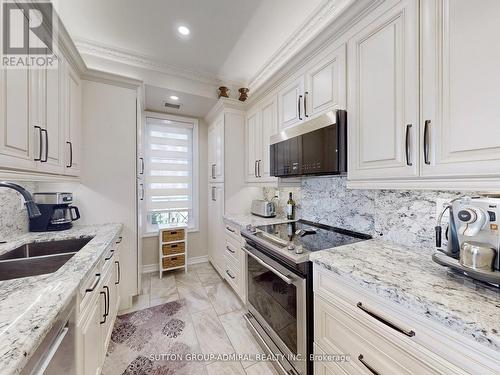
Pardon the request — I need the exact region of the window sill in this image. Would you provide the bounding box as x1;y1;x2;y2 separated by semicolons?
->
142;227;199;238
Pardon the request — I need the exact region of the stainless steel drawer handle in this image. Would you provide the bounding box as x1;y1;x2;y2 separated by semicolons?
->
405;124;412;166
99;291;107;324
115;261;121;285
242;246;294;285
226;246;235;254
226;270;235;279
105;250;115;261
357;302;415;337
225;226;235;233
116;236;122;244
424;120;431;165
358;354;380;375
85;274;101;293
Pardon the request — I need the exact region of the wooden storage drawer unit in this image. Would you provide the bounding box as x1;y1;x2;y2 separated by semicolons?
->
162;242;185;256
162;229;185;242
162;254;185;269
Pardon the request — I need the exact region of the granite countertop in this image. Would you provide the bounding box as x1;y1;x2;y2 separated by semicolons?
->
223;213;294;229
0;223;123;375
310;239;500;351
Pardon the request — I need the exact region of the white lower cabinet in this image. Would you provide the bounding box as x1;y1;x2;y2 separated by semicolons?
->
77;234;122;375
79;291;103;375
223;223;246;302
313;266;500;375
208;184;225;275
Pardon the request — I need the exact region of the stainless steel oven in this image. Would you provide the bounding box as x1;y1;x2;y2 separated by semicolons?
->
243;243;308;375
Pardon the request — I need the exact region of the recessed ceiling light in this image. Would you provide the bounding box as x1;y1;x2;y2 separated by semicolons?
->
170;95;179;101
177;26;190;36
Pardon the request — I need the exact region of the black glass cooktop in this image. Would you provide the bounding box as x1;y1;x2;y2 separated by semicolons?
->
255;220;371;252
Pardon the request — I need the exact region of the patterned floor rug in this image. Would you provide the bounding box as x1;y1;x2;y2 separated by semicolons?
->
102;299;205;375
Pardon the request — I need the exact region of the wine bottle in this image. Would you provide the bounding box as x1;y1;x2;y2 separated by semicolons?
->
287;192;295;220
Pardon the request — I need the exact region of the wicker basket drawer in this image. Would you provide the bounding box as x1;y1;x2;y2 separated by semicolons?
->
162;229;185;242
162;242;185;256
163;255;185;269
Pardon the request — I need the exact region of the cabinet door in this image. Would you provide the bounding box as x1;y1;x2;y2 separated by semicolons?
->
347;0;419;180
421;0;500;178
64;61;82;176
305;44;346;118
101;269;116;353
33;62;63;174
278;76;305;130
208;185;224;274
208;117;224;182
245;109;260;182
214;117;224;181
259;95;278;181
0;66;37;171
79;295;103;375
44;63;63;171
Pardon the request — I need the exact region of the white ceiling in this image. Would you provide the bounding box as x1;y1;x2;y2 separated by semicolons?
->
144;85;216;118
53;0;324;85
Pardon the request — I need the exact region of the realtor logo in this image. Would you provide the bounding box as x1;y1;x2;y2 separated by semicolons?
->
2;0;58;69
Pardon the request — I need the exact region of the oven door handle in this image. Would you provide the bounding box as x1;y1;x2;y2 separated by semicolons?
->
242;246;294;285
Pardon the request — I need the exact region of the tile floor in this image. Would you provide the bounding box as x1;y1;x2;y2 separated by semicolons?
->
117;262;278;375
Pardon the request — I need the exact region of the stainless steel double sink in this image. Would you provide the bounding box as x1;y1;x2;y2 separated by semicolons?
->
0;237;93;281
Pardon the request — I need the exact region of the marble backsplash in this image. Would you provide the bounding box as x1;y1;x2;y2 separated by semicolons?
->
0;182;37;241
264;177;476;251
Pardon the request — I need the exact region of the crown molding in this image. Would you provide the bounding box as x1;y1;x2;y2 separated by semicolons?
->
247;0;356;93
74;38;243;88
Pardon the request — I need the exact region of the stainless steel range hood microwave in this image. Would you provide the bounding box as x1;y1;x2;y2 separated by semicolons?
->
270;110;347;177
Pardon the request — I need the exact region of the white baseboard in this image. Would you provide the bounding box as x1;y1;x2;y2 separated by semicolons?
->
188;255;209;265
141;255;209;273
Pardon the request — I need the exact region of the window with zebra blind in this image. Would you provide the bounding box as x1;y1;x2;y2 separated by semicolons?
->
144;115;198;232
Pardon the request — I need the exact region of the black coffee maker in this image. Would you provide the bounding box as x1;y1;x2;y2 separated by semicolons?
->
30;192;81;232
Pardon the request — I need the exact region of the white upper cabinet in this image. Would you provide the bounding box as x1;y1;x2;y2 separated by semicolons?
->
259;95;278;180
245;108;260;182
0;66;36;171
208;115;224;182
347;0;419;180
245;93;278;183
0;49;81;176
278;75;305;130
277;45;347;131
305;44;346;119
64;60;82;176
421;0;500;178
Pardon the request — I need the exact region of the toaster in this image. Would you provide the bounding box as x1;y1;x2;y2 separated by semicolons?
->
251;200;276;218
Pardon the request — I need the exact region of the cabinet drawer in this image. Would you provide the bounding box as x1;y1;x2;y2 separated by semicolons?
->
224;255;241;296
224;238;240;265
162;254;185;269
224;223;241;242
313;266;499;375
162;229;185;242
162;242;185;256
313;343;362;375
315;294;464;375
